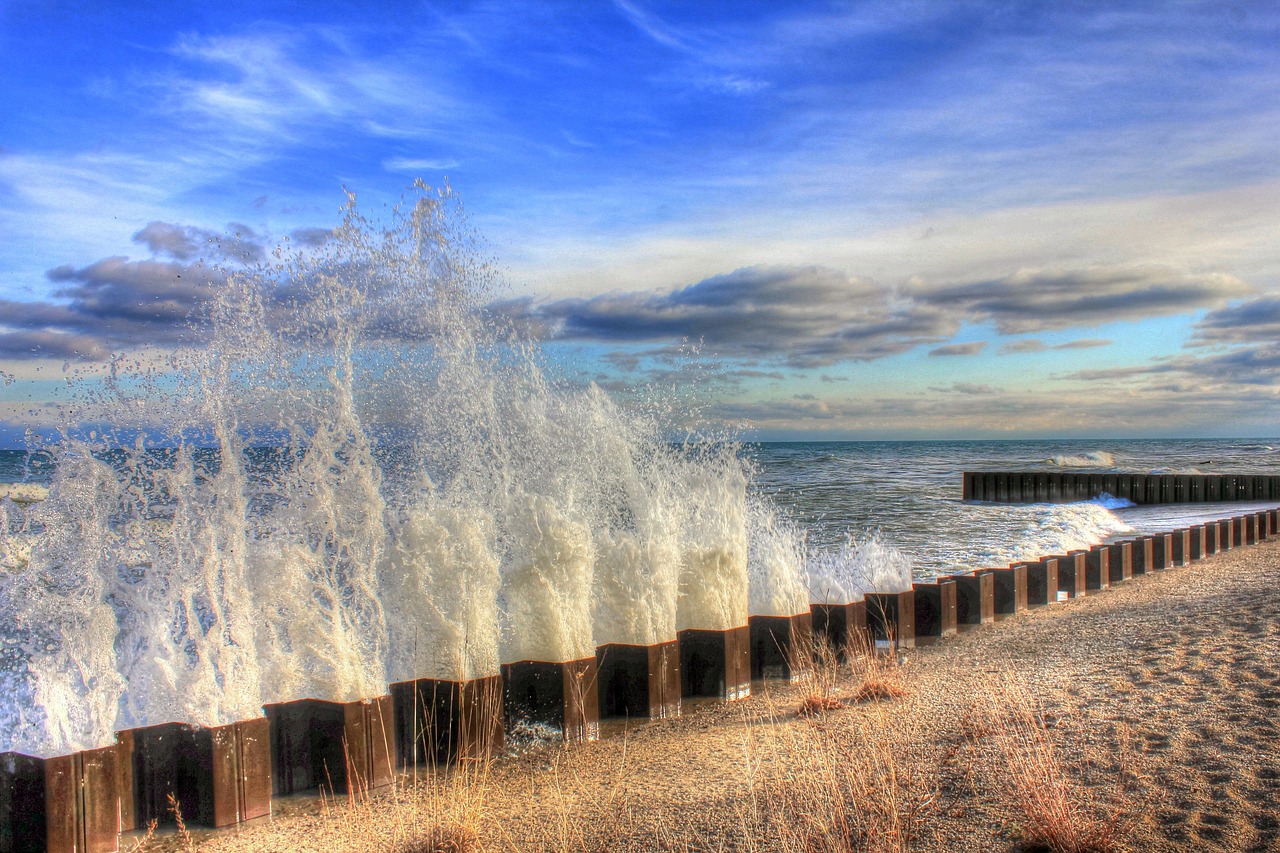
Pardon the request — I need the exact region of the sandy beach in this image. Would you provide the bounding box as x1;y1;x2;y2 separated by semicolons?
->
142;536;1280;853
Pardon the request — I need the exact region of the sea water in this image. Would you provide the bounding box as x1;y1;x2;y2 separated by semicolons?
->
1;186;1276;757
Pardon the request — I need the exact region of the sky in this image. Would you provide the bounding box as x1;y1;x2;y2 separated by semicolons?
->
1;0;1278;442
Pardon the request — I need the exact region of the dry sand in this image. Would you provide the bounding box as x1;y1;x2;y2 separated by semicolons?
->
146;536;1280;853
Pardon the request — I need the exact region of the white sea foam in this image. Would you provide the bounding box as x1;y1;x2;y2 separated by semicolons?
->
746;498;809;617
806;533;914;604
1046;450;1115;468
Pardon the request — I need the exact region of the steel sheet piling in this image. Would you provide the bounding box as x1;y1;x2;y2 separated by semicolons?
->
596;642;681;720
1188;525;1205;561
911;580;957;641
951;572;995;626
502;658;601;742
748;613;814;681
263;697;393;797
1105;541;1133;584
1;752;47;853
677;627;751;701
1126;537;1153;576
982;565;1028;616
1;747;121;853
1020;559;1060;607
390;676;504;767
809;601;867;661
1049;553;1088;598
1079;547;1111;592
119;718;270;830
863;591;915;649
1202;522;1218;555
1149;533;1174;570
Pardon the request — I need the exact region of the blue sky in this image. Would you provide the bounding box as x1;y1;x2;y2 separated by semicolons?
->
1;0;1278;440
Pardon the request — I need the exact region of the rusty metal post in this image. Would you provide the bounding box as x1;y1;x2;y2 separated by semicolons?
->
1202;522;1219;555
596;641;680;720
911;579;957;641
1020;558;1060;606
863;591;916;649
951;572;995;626
677;626;751;701
1047;552;1087;598
1149;533;1173;570
748;612;814;681
119;717;270;830
1105;541;1133;584
982;564;1028;616
263;696;394;797
1169;527;1190;565
1;746;121;853
390;676;504;767
1217;518;1233;550
810;600;868;661
1076;547;1110;592
1187;525;1204;561
501;658;600;742
1126;537;1153;575
1;752;46;853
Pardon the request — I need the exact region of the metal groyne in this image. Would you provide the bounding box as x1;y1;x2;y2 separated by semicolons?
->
4;501;1278;852
963;470;1280;503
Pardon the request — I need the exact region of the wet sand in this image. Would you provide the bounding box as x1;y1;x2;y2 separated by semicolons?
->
156;536;1280;852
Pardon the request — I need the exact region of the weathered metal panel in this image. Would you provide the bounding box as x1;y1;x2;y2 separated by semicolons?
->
390;676;504;768
748;612;813;681
863;591;915;649
1105;541;1132;583
1021;558;1059;606
983;564;1028;615
951;572;995;625
911;580;956;640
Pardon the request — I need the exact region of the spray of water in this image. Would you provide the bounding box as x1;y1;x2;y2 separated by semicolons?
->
0;185;804;757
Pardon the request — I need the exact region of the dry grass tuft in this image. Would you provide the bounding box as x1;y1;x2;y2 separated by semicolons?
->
748;640;939;853
982;676;1135;853
793;635;848;716
167;794;197;853
847;634;908;704
797;694;847;716
396;822;482;853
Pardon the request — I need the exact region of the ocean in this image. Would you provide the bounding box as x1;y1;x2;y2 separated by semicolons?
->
6;437;1276;579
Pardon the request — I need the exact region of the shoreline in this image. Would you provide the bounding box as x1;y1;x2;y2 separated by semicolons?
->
151;536;1280;852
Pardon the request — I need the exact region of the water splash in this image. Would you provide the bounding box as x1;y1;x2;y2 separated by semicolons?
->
0;186;762;756
1045;450;1115;468
806;533;914;604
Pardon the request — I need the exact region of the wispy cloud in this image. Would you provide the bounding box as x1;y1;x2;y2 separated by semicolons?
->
928;342;987;357
382;157;461;173
496;264;956;367
910;266;1251;334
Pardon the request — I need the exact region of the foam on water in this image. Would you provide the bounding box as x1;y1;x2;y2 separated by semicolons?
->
1046;450;1115;468
960;501;1134;571
806;534;914;604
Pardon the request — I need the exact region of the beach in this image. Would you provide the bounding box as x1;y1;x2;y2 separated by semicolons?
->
150;530;1280;852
